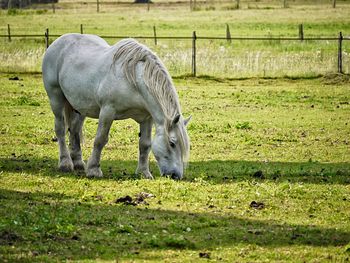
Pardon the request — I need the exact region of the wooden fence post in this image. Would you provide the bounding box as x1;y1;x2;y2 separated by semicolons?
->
236;0;240;9
283;0;287;8
45;28;49;49
81;24;84;34
190;0;196;11
7;24;11;42
52;3;55;13
226;24;231;43
338;32;343;74
7;0;13;9
333;0;336;8
192;31;197;77
153;26;157;45
97;0;100;12
299;24;304;41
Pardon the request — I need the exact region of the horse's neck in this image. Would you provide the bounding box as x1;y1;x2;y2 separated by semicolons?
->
135;62;171;127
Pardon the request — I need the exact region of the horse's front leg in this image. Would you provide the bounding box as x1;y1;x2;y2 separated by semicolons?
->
136;119;153;179
86;107;114;178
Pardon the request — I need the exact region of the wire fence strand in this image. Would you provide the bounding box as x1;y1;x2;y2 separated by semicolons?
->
0;31;349;77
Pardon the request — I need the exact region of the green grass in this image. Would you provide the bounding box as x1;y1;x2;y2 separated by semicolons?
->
0;2;350;261
0;73;349;262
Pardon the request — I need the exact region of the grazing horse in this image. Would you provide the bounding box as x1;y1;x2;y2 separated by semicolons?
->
42;34;191;179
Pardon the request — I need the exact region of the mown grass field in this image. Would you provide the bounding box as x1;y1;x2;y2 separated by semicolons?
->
1;2;350;262
0;73;349;262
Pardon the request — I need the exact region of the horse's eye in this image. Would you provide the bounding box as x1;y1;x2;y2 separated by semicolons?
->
170;141;176;148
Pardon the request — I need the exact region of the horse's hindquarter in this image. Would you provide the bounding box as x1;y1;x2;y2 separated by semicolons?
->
55;35;112;118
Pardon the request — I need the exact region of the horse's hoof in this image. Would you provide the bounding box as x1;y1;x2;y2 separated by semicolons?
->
136;168;154;180
58;159;74;173
73;160;86;171
143;173;154;180
86;167;103;178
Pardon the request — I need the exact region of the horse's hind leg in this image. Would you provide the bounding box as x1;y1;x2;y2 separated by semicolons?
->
69;112;86;171
44;80;74;172
52;101;74;173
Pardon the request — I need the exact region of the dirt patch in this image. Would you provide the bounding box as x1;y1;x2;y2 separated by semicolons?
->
322;73;350;85
0;230;22;245
9;76;21;81
252;170;265;179
115;192;155;206
199;252;211;259
115;195;134;205
250;201;265;210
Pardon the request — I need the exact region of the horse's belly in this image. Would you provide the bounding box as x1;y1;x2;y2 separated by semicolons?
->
60;83;101;118
68;96;100;119
114;108;150;122
62;84;148;121
73;102;100;119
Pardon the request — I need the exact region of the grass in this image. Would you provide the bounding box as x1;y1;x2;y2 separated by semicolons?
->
0;73;349;262
0;2;350;261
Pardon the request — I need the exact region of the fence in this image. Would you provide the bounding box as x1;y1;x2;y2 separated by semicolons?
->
0;25;349;77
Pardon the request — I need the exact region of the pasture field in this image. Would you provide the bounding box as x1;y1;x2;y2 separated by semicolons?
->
0;73;349;262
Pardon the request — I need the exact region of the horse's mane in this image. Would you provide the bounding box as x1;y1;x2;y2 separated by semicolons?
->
113;38;179;120
112;38;189;162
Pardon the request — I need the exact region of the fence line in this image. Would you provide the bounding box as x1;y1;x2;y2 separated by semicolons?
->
1;33;347;41
0;28;349;76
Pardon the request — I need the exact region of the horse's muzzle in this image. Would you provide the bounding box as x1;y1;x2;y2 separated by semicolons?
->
171;172;182;180
161;170;183;180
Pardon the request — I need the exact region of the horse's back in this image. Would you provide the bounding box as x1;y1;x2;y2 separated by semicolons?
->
43;33;110;80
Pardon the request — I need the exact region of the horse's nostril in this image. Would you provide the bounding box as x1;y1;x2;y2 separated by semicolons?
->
171;173;180;180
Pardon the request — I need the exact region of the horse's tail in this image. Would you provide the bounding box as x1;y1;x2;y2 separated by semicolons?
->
63;101;73;134
63;101;84;144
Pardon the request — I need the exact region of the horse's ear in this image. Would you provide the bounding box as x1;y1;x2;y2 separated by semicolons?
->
172;114;181;126
184;115;192;126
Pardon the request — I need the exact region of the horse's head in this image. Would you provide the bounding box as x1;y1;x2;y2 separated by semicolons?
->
152;114;191;180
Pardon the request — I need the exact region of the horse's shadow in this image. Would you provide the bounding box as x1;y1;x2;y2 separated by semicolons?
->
0;156;349;185
0;187;349;261
1;157;350;261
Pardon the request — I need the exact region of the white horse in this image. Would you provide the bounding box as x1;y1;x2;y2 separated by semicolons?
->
42;33;191;180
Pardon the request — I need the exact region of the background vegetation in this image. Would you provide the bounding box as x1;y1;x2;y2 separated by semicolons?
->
1;1;350;76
